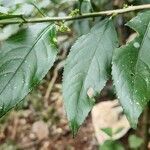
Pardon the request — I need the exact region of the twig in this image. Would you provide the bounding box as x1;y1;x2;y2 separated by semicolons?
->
44;61;65;103
0;14;27;22
0;4;150;25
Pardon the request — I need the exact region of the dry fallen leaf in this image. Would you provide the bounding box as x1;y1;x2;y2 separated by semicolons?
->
91;100;130;144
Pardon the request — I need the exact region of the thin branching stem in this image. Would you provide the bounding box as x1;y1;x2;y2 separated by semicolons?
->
0;4;150;25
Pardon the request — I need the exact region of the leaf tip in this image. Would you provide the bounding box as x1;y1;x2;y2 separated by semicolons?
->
126;114;139;130
130;120;138;130
70;119;80;138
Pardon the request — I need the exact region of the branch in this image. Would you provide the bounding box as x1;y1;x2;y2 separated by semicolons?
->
0;4;150;25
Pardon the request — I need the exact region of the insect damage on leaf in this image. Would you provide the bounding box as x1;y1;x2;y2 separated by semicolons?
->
63;18;118;135
112;10;150;128
87;87;95;99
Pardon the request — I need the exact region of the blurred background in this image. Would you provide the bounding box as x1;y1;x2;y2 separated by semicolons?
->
0;0;150;149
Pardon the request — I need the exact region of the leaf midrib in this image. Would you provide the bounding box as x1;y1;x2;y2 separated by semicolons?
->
0;24;51;96
73;21;109;120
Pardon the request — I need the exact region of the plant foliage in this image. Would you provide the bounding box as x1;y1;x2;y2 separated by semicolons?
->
63;18;118;135
112;10;150;128
0;0;150;138
0;23;58;116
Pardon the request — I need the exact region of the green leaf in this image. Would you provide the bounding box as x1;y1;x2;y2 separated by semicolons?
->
128;135;143;149
99;140;124;150
112;11;150;128
101;127;124;137
91;0;113;11
63;18;118;136
0;23;58;116
80;0;92;13
73;19;91;36
101;128;113;137
78;0;93;14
